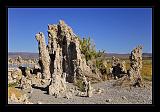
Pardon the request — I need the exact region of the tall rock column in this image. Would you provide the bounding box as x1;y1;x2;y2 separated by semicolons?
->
48;24;58;76
48;45;66;97
36;20;96;84
128;45;143;87
35;32;51;79
48;24;58;54
47;22;67;97
57;20;77;82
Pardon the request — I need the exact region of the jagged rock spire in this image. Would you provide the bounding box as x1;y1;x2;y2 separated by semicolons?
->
35;32;51;79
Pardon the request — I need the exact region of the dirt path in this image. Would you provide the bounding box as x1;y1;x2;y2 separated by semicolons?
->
9;80;152;104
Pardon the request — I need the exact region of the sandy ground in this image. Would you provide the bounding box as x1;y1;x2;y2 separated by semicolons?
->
8;79;152;104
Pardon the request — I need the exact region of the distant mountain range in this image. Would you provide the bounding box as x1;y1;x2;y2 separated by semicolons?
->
105;53;152;58
8;52;152;59
8;52;39;59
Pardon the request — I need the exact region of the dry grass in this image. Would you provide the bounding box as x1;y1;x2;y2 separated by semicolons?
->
8;82;24;98
8;87;23;98
126;59;152;81
141;60;152;81
106;58;152;81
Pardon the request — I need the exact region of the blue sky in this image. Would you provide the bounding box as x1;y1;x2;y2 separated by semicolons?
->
8;8;152;53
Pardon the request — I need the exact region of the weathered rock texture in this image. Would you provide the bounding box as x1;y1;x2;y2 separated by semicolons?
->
8;68;22;84
111;56;127;79
19;76;32;91
35;32;51;79
17;56;23;65
128;45;143;87
80;76;93;97
48;75;66;97
36;20;93;82
35;20;95;97
113;46;143;88
87;81;93;97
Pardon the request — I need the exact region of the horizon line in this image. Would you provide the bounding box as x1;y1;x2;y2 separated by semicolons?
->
8;51;152;54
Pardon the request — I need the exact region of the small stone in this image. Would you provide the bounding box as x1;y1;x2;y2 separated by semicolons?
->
96;88;104;94
41;79;46;85
64;92;72;99
69;88;74;93
122;96;127;100
106;99;111;102
24;100;33;104
76;91;86;97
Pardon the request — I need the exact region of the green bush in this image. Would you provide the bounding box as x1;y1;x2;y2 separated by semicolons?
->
78;37;97;61
77;36;108;80
96;59;107;75
74;79;84;92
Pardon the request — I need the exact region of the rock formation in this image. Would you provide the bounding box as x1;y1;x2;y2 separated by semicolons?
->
113;45;143;88
35;20;96;97
82;75;88;92
121;61;127;73
112;56;120;67
86;81;93;97
128;45;143;87
48;75;66;97
19;75;32;91
35;32;51;79
80;76;93;97
46;20;93;83
111;56;127;79
8;68;22;84
17;56;23;65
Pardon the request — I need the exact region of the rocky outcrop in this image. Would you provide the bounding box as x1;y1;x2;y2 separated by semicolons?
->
113;45;143;88
17;56;23;65
8;68;22;84
35;20;95;83
80;76;93;97
128;45;143;87
8;57;37;66
47;20;93;83
86;81;93;97
111;56;127;79
48;75;66;97
19;76;32;91
35;32;51;79
121;61;127;73
35;20;97;97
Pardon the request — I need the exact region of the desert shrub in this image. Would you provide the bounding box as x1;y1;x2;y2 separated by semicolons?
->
16;71;23;81
95;59;109;81
26;67;31;71
77;36;152;82
78;37;97;61
77;36;107;62
78;36;109;81
74;79;84;91
8;82;18;87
